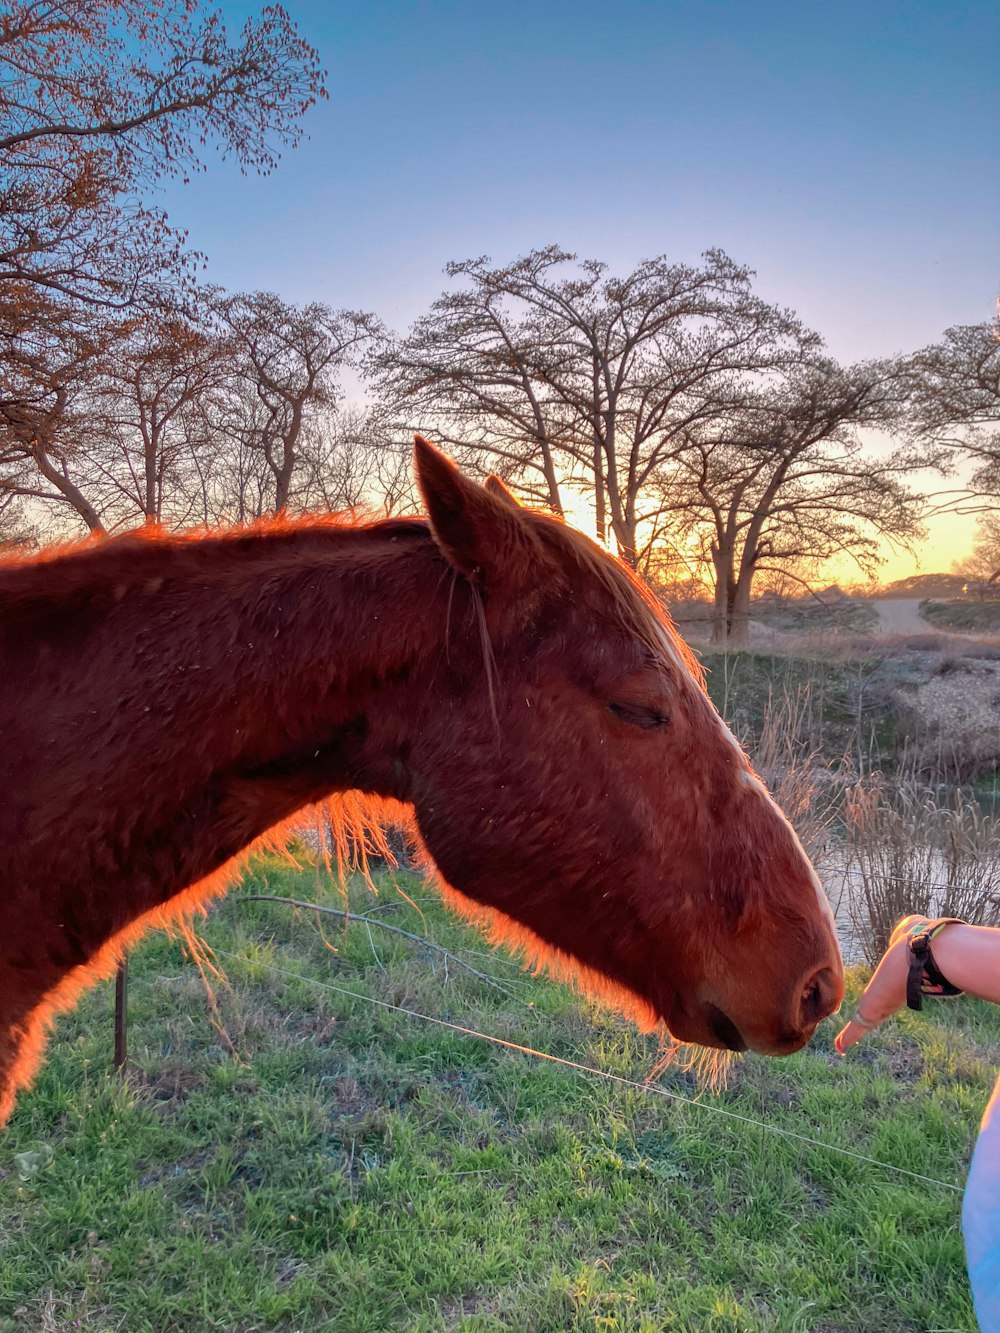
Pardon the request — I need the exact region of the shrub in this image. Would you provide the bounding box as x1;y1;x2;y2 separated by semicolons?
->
843;775;1000;963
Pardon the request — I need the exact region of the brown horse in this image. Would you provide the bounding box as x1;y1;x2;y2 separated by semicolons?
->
0;437;843;1124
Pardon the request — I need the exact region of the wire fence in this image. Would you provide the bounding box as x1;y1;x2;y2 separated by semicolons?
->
207;942;966;1196
107;889;973;1199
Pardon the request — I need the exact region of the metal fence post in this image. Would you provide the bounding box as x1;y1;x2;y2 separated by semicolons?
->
114;955;128;1073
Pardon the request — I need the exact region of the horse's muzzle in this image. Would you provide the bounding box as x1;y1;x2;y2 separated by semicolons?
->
705;1004;747;1052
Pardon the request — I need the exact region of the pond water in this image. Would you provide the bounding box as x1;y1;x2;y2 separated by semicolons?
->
819;843;1000;967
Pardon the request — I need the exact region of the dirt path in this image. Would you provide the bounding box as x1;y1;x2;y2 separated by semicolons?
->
870;598;929;635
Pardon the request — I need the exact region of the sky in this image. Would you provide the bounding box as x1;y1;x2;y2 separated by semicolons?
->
160;0;999;582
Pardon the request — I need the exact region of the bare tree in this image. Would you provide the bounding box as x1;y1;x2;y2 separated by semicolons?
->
0;0;326;535
372;257;573;512
907;321;1000;494
294;407;416;515
651;360;928;646
0;289;108;532
0;0;325;310
81;306;231;528
0;489;39;549
214;292;382;514
377;247;818;565
953;513;1000;588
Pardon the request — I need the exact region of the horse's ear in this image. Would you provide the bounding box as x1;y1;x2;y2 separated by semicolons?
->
413;435;542;587
484;475;521;509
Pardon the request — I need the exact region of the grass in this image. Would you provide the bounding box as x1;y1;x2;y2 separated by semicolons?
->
698;648;895;761
2;853;997;1332
920;600;1000;635
751;600;878;637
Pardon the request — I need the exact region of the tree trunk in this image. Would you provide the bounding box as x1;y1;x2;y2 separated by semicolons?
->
611;510;640;570
143;436;157;524
273;400;305;513
274;454;294;513
539;443;563;515
31;445;105;534
727;576;752;649
592;441;606;543
710;540;732;645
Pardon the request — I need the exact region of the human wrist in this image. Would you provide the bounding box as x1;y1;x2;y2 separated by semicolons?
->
930;924;1000;1006
850;1007;880;1030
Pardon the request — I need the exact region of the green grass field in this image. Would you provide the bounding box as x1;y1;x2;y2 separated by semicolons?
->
1;855;996;1332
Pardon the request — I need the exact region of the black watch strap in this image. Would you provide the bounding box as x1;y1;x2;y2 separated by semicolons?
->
905;919;966;1011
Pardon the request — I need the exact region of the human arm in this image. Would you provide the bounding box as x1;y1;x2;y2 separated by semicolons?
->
835;919;1000;1054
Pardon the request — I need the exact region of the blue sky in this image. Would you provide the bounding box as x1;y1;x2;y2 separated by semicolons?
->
163;0;998;360
161;0;998;573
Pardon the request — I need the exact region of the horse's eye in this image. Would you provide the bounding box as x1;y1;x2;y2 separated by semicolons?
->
608;701;670;730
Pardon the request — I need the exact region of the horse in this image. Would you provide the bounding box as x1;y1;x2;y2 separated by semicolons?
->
0;436;844;1124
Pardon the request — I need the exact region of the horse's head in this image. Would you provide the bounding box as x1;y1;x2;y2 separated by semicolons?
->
396;438;843;1057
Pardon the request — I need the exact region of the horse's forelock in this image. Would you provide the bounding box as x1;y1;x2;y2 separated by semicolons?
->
531;515;707;691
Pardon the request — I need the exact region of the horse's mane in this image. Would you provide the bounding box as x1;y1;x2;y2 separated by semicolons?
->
532;512;708;692
0;511;431;613
2;506;703;688
2;507;425;563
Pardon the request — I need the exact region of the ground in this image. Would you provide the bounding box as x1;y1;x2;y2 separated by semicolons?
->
869;599;929;636
0;857;995;1333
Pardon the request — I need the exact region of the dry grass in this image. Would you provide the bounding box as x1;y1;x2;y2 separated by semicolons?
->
742;684;846;877
843;774;1000;963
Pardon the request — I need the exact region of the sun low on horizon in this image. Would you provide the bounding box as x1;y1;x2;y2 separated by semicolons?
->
831;509;977;587
556;483;978;590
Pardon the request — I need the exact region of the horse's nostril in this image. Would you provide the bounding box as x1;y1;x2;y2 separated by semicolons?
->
799;966;842;1027
705;1004;748;1052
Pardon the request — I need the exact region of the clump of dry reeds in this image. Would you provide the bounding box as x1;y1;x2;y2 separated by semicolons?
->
842;778;942;963
744;684;845;875
842;772;1000;963
736;678;1000;967
934;787;1000;925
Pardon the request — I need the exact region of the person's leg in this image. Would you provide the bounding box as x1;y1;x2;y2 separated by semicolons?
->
964;1074;1000;1331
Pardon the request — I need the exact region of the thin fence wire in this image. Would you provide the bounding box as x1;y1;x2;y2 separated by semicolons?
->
209;941;967;1197
840;867;997;896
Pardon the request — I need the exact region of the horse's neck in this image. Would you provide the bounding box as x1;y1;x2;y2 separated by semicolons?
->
8;524;448;921
152;527;448;794
205;531;442;729
144;528;447;854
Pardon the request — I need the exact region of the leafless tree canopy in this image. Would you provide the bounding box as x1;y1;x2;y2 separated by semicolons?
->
953;513;1000;587
0;0;326;309
0;0;332;532
375;247;826;563
0;10;991;618
906;321;1000;496
374;246;939;642
1;290;391;533
650;359;931;644
210;292;384;514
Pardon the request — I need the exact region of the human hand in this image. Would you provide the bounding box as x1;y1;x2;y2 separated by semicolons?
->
834;915;932;1054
